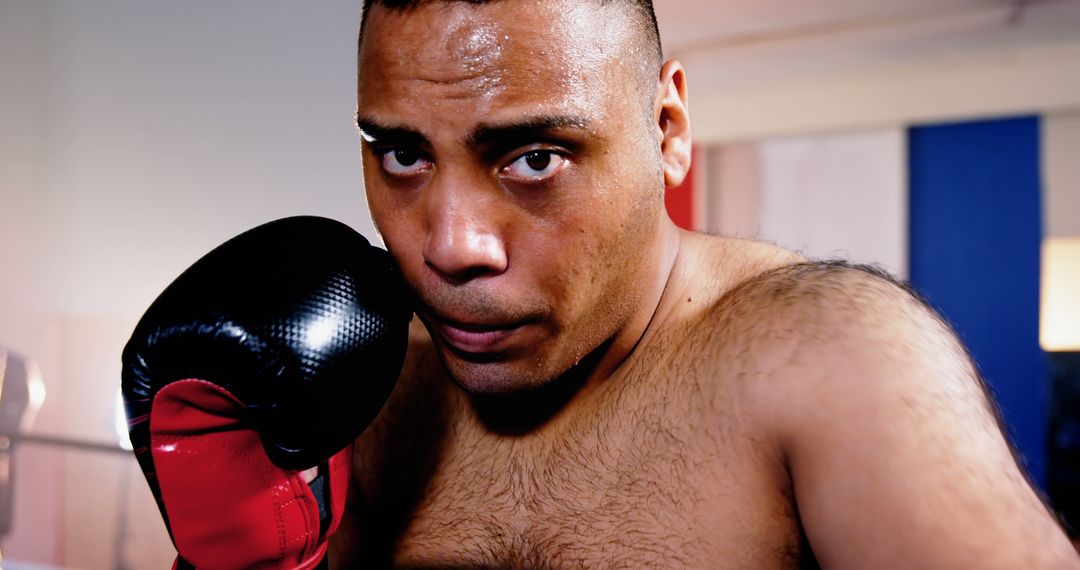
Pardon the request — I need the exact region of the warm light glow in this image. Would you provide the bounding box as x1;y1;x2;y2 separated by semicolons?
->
23;361;46;433
1041;237;1080;351
115;388;133;451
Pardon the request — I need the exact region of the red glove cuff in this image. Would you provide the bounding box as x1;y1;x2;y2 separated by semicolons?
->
150;379;351;569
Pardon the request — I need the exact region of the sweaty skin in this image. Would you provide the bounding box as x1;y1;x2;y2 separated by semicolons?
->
335;1;1080;568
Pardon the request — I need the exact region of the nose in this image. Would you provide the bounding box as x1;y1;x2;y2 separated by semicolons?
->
422;182;508;283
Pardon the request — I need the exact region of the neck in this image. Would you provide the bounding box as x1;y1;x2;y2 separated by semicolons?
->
578;217;685;395
468;219;685;434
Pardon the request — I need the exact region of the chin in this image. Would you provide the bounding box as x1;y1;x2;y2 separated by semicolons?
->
441;347;597;433
437;351;553;395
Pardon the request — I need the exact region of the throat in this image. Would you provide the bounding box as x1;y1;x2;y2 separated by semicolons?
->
467;227;685;436
468;336;612;435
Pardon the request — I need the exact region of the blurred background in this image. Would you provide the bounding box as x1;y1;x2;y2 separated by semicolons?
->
1;0;1078;567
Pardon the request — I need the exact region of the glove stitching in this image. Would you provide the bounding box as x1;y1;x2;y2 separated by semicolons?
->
153;432;310;565
281;476;317;555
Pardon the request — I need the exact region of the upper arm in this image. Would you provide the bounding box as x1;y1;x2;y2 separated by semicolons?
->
752;263;1078;569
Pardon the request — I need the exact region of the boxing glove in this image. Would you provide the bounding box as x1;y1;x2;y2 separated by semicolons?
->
121;216;411;569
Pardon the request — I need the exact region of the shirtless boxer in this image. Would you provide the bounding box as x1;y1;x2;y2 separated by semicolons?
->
330;0;1080;567
122;0;1080;568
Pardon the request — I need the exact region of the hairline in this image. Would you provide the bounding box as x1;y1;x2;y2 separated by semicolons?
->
356;0;663;124
357;0;662;71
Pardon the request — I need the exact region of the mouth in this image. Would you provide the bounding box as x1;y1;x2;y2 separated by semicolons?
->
426;311;530;355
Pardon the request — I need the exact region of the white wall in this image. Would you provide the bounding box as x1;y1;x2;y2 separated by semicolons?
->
680;0;1080;144
41;0;375;316
1;1;68;564
705;129;908;278
1040;111;1080;351
1043;112;1080;238
1;0;369;566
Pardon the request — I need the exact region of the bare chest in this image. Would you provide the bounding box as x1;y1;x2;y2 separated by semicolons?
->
346;344;808;569
395;432;795;567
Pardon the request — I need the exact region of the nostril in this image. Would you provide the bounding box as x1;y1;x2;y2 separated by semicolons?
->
422;229;508;283
425;258;498;285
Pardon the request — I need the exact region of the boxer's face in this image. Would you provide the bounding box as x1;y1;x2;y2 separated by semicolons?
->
358;0;667;393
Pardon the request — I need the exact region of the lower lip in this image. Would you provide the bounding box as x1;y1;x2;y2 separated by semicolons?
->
438;322;521;353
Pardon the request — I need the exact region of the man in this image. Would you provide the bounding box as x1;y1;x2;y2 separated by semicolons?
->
122;0;1079;568
328;0;1079;567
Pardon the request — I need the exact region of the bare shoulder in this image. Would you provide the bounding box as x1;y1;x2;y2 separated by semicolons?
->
332;318;464;564
693;253;971;377
671;235;989;425
701;257;1000;472
722;260;991;423
354;317;456;459
682;232;806;300
692;258;1079;568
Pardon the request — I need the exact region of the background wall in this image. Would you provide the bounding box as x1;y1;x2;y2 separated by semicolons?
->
1;0;371;566
907;117;1048;484
1;0;1078;567
1044;112;1080;239
704;129;907;276
661;0;1080;530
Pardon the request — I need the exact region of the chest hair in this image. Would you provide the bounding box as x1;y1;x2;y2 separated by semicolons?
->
345;310;807;568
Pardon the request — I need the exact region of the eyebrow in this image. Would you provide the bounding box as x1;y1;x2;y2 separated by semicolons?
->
357;117;429;147
357;114;592;151
464;115;592;150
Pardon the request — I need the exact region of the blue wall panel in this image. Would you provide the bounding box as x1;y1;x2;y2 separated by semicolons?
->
908;116;1048;486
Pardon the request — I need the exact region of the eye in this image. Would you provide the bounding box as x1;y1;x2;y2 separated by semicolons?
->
503;150;566;182
380;148;431;177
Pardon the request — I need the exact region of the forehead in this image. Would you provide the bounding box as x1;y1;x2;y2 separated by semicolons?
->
357;0;640;126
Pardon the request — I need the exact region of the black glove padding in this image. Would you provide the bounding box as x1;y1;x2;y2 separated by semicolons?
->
122;215;412;471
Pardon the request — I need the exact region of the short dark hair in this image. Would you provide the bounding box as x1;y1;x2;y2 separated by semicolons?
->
358;0;662;67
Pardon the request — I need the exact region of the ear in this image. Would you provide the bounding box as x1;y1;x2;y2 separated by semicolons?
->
653;60;692;188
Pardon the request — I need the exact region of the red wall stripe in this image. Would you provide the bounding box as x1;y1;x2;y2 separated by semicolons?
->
664;146;697;230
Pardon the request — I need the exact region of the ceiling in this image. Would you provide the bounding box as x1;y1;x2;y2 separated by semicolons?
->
653;0;1080;89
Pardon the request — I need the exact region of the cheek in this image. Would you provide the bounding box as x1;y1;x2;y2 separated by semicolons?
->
523;209;623;303
562;184;659;296
365;182;426;276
